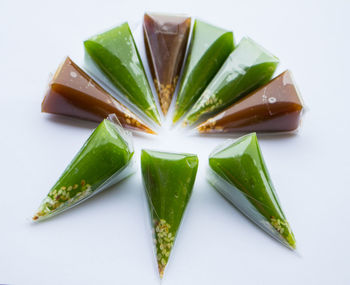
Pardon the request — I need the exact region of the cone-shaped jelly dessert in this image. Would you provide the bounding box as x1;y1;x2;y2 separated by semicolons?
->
141;150;198;278
143;13;191;115
172;20;234;123
183;37;279;126
42;57;156;134
84;22;161;125
33;115;135;221
208;133;296;249
197;70;304;134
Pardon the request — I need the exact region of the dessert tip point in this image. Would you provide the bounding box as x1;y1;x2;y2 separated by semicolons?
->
158;265;165;279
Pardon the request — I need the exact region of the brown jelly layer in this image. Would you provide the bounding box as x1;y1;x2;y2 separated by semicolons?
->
197;70;303;133
144;13;191;115
42;57;156;134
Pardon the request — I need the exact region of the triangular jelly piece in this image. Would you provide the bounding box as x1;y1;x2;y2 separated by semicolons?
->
42;57;156;134
143;13;191;115
183;37;279;126
208;133;296;249
197;70;304;133
172;20;234;123
84;22;161;125
33;115;135;221
141;150;198;278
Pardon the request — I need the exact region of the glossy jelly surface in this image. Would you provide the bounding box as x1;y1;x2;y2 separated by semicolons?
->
33;116;135;221
183;37;279;126
173;20;234;123
209;133;296;249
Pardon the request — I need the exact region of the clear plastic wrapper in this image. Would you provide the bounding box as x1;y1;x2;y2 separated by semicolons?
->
143;13;191;116
196;70;304;134
208;133;296;249
140;149;198;278
33;114;135;221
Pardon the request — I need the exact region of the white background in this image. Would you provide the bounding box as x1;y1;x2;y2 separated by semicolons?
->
0;0;349;284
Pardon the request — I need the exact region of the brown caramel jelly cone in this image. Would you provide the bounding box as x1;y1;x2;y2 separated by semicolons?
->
197;70;304;134
143;13;191;115
42;57;156;134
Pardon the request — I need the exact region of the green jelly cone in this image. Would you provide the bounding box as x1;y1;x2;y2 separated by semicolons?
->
183;37;279;126
173;19;234;123
208;133;296;249
84;22;161;125
33;115;135;221
141;150;199;278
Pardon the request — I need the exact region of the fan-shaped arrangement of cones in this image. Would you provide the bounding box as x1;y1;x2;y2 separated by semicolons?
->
35;12;304;279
